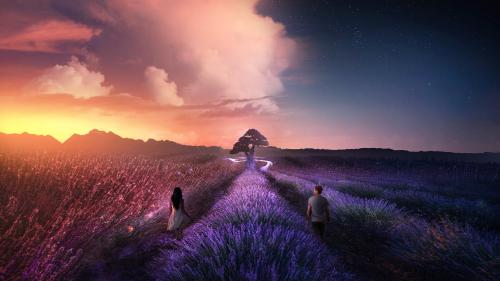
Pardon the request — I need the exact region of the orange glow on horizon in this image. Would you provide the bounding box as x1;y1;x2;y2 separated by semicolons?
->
0;100;198;144
1;111;138;143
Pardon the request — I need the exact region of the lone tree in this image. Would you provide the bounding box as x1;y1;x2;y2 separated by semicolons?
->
230;129;269;168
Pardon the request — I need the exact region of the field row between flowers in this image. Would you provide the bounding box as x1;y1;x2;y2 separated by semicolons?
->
151;169;352;281
266;170;500;281
271;165;500;232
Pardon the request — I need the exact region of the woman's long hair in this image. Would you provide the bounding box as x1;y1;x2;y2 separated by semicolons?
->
171;187;182;210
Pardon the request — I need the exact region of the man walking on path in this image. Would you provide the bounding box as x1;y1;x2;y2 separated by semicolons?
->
307;185;330;239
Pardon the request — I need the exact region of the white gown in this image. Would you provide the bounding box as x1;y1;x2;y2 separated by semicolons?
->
167;200;190;230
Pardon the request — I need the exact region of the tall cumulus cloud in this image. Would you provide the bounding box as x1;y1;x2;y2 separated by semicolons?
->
30;56;112;98
145;66;184;106
55;0;296;113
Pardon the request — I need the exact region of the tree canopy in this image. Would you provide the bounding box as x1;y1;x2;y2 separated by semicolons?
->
230;129;268;155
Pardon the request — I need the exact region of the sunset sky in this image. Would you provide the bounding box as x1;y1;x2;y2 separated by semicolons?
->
1;0;499;152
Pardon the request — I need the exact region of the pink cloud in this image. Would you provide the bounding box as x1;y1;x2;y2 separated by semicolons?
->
98;0;296;113
144;66;184;106
29;56;112;98
0;19;100;53
1;0;297;114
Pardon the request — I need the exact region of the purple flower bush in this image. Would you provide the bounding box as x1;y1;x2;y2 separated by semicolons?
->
383;189;500;229
331;182;500;231
153;170;352;281
391;217;500;281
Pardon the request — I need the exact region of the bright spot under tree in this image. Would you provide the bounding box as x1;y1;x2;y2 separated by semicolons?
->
230;129;269;168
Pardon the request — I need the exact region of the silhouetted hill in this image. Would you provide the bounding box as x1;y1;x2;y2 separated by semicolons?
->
0;130;222;155
63;129;146;153
0;132;60;152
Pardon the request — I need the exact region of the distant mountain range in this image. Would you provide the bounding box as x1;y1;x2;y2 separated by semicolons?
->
1;130;499;162
0;129;222;155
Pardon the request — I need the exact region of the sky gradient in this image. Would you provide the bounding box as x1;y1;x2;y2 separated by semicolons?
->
1;0;499;152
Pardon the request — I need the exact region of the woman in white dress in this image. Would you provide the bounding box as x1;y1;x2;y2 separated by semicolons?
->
167;187;191;231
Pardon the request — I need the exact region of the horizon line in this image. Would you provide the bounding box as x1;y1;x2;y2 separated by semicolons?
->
1;129;498;155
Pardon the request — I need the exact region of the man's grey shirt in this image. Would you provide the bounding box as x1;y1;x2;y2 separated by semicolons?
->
308;195;329;223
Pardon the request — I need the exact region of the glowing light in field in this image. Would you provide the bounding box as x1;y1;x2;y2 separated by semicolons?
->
225;157;273;171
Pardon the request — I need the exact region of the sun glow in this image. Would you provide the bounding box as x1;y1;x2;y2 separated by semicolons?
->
0;108;145;142
2;113;98;142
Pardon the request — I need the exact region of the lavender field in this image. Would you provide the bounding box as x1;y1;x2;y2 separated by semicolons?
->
0;152;241;280
1;152;499;281
267;155;500;281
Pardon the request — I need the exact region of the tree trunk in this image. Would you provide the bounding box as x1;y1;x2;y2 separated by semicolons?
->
246;145;256;169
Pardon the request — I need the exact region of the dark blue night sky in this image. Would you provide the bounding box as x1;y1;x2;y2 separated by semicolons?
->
258;0;500;152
